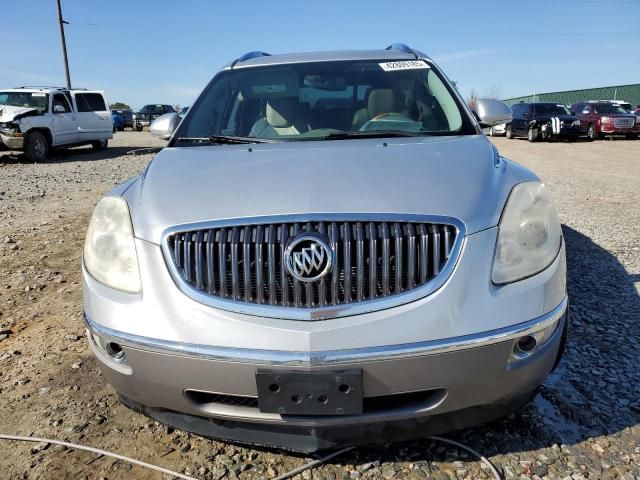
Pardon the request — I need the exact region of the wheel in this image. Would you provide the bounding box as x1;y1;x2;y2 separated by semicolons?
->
587;124;597;141
24;131;49;162
527;127;539;142
505;125;513;139
91;139;108;151
489;127;495;137
113;125;117;133
135;123;143;132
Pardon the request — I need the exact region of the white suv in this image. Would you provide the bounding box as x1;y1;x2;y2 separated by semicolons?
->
0;87;113;161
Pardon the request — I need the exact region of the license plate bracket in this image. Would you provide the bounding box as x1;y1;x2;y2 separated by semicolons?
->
256;369;363;416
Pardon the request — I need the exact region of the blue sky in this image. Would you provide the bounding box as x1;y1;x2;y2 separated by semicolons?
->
3;0;639;109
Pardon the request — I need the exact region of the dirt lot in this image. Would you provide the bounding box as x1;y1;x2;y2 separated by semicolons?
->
0;132;638;480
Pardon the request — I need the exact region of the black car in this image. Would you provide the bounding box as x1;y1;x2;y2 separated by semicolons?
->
134;104;175;131
506;102;581;142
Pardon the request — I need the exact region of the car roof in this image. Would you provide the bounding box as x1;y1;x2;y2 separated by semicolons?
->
224;49;431;69
1;87;102;93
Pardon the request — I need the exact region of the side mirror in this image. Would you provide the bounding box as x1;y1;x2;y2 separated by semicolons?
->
150;112;180;140
53;104;66;113
473;98;512;128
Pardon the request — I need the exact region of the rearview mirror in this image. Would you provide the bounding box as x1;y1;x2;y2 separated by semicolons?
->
473;98;512;128
150;112;180;140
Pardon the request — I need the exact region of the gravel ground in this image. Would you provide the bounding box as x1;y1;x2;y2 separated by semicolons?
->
0;132;638;479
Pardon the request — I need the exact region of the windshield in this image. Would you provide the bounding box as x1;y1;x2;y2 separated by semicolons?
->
0;91;49;112
177;59;474;142
593;103;628;115
533;104;570;116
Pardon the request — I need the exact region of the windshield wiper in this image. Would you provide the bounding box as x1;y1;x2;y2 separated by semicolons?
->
175;135;278;145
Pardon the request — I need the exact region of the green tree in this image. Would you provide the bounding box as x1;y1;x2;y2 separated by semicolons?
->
110;102;131;110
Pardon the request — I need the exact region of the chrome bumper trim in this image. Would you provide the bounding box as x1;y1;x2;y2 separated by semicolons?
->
84;297;567;366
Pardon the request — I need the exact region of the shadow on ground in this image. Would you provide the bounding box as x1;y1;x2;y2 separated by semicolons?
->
0;143;164;165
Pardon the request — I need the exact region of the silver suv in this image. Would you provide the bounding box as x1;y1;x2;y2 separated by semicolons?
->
83;45;567;452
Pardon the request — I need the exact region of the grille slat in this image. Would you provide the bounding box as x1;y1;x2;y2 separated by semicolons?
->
381;223;391;296
393;223;403;294
343;222;352;303
206;229;216;294
267;225;277;304
355;222;364;301
230;227;240;300
255;225;264;304
431;224;440;276
368;222;377;300
168;218;458;310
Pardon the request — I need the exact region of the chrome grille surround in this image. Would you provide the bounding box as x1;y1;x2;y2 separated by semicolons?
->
161;214;465;321
613;117;634;129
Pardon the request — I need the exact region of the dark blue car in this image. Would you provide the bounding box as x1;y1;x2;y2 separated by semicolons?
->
111;110;124;132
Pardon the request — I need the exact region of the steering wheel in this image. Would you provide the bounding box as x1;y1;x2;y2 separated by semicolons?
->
360;112;408;131
370;112;399;121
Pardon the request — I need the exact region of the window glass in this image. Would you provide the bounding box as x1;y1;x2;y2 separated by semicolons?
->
76;93;107;112
533;104;570;115
0;91;49;112
178;59;474;142
52;93;71;112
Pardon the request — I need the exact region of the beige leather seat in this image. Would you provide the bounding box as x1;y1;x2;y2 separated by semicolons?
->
351;89;397;130
249;98;310;138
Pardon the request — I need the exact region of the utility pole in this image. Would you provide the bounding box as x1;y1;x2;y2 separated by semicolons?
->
55;0;72;89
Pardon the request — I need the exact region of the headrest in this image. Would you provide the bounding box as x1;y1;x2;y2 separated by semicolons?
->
368;89;396;118
266;98;298;128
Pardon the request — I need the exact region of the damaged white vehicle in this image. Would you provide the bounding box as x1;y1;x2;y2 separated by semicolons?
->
0;87;113;161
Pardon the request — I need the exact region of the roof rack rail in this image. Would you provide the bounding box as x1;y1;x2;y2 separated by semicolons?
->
231;51;271;68
13;86;88;91
385;43;419;59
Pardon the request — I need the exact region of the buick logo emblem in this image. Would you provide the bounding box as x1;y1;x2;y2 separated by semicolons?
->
285;233;333;283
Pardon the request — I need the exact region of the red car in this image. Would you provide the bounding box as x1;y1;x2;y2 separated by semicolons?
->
570;101;639;140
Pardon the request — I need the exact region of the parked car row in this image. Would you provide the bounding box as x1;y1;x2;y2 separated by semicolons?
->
489;100;640;141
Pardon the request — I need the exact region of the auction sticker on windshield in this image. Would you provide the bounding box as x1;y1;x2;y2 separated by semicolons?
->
379;60;430;71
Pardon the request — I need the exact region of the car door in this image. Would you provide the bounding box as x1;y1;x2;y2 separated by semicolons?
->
72;91;113;141
50;92;78;145
511;104;526;135
579;104;591;131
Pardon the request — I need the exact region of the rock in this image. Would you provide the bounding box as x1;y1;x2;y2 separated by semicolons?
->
39;387;50;395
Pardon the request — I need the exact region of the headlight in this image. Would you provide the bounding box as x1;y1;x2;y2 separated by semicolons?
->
601;116;611;123
83;197;141;293
492;182;562;285
572;120;580;126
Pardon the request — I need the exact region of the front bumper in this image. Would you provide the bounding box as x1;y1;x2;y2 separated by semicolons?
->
0;132;24;149
86;301;566;451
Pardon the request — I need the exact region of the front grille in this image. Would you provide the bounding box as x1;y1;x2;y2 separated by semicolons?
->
613;118;634;129
166;218;459;310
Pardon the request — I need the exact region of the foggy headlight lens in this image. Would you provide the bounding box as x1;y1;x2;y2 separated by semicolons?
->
83;197;141;293
492;182;562;284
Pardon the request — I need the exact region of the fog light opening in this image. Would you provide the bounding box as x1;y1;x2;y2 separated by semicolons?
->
515;335;537;355
105;342;125;362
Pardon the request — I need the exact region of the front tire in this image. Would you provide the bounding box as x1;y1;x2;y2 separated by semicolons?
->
506;125;513;139
91;139;108;151
24;131;49;162
587;124;598;141
527;127;539;142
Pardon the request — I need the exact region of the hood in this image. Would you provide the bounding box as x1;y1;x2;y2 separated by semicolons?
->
0;105;39;123
127;135;522;243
